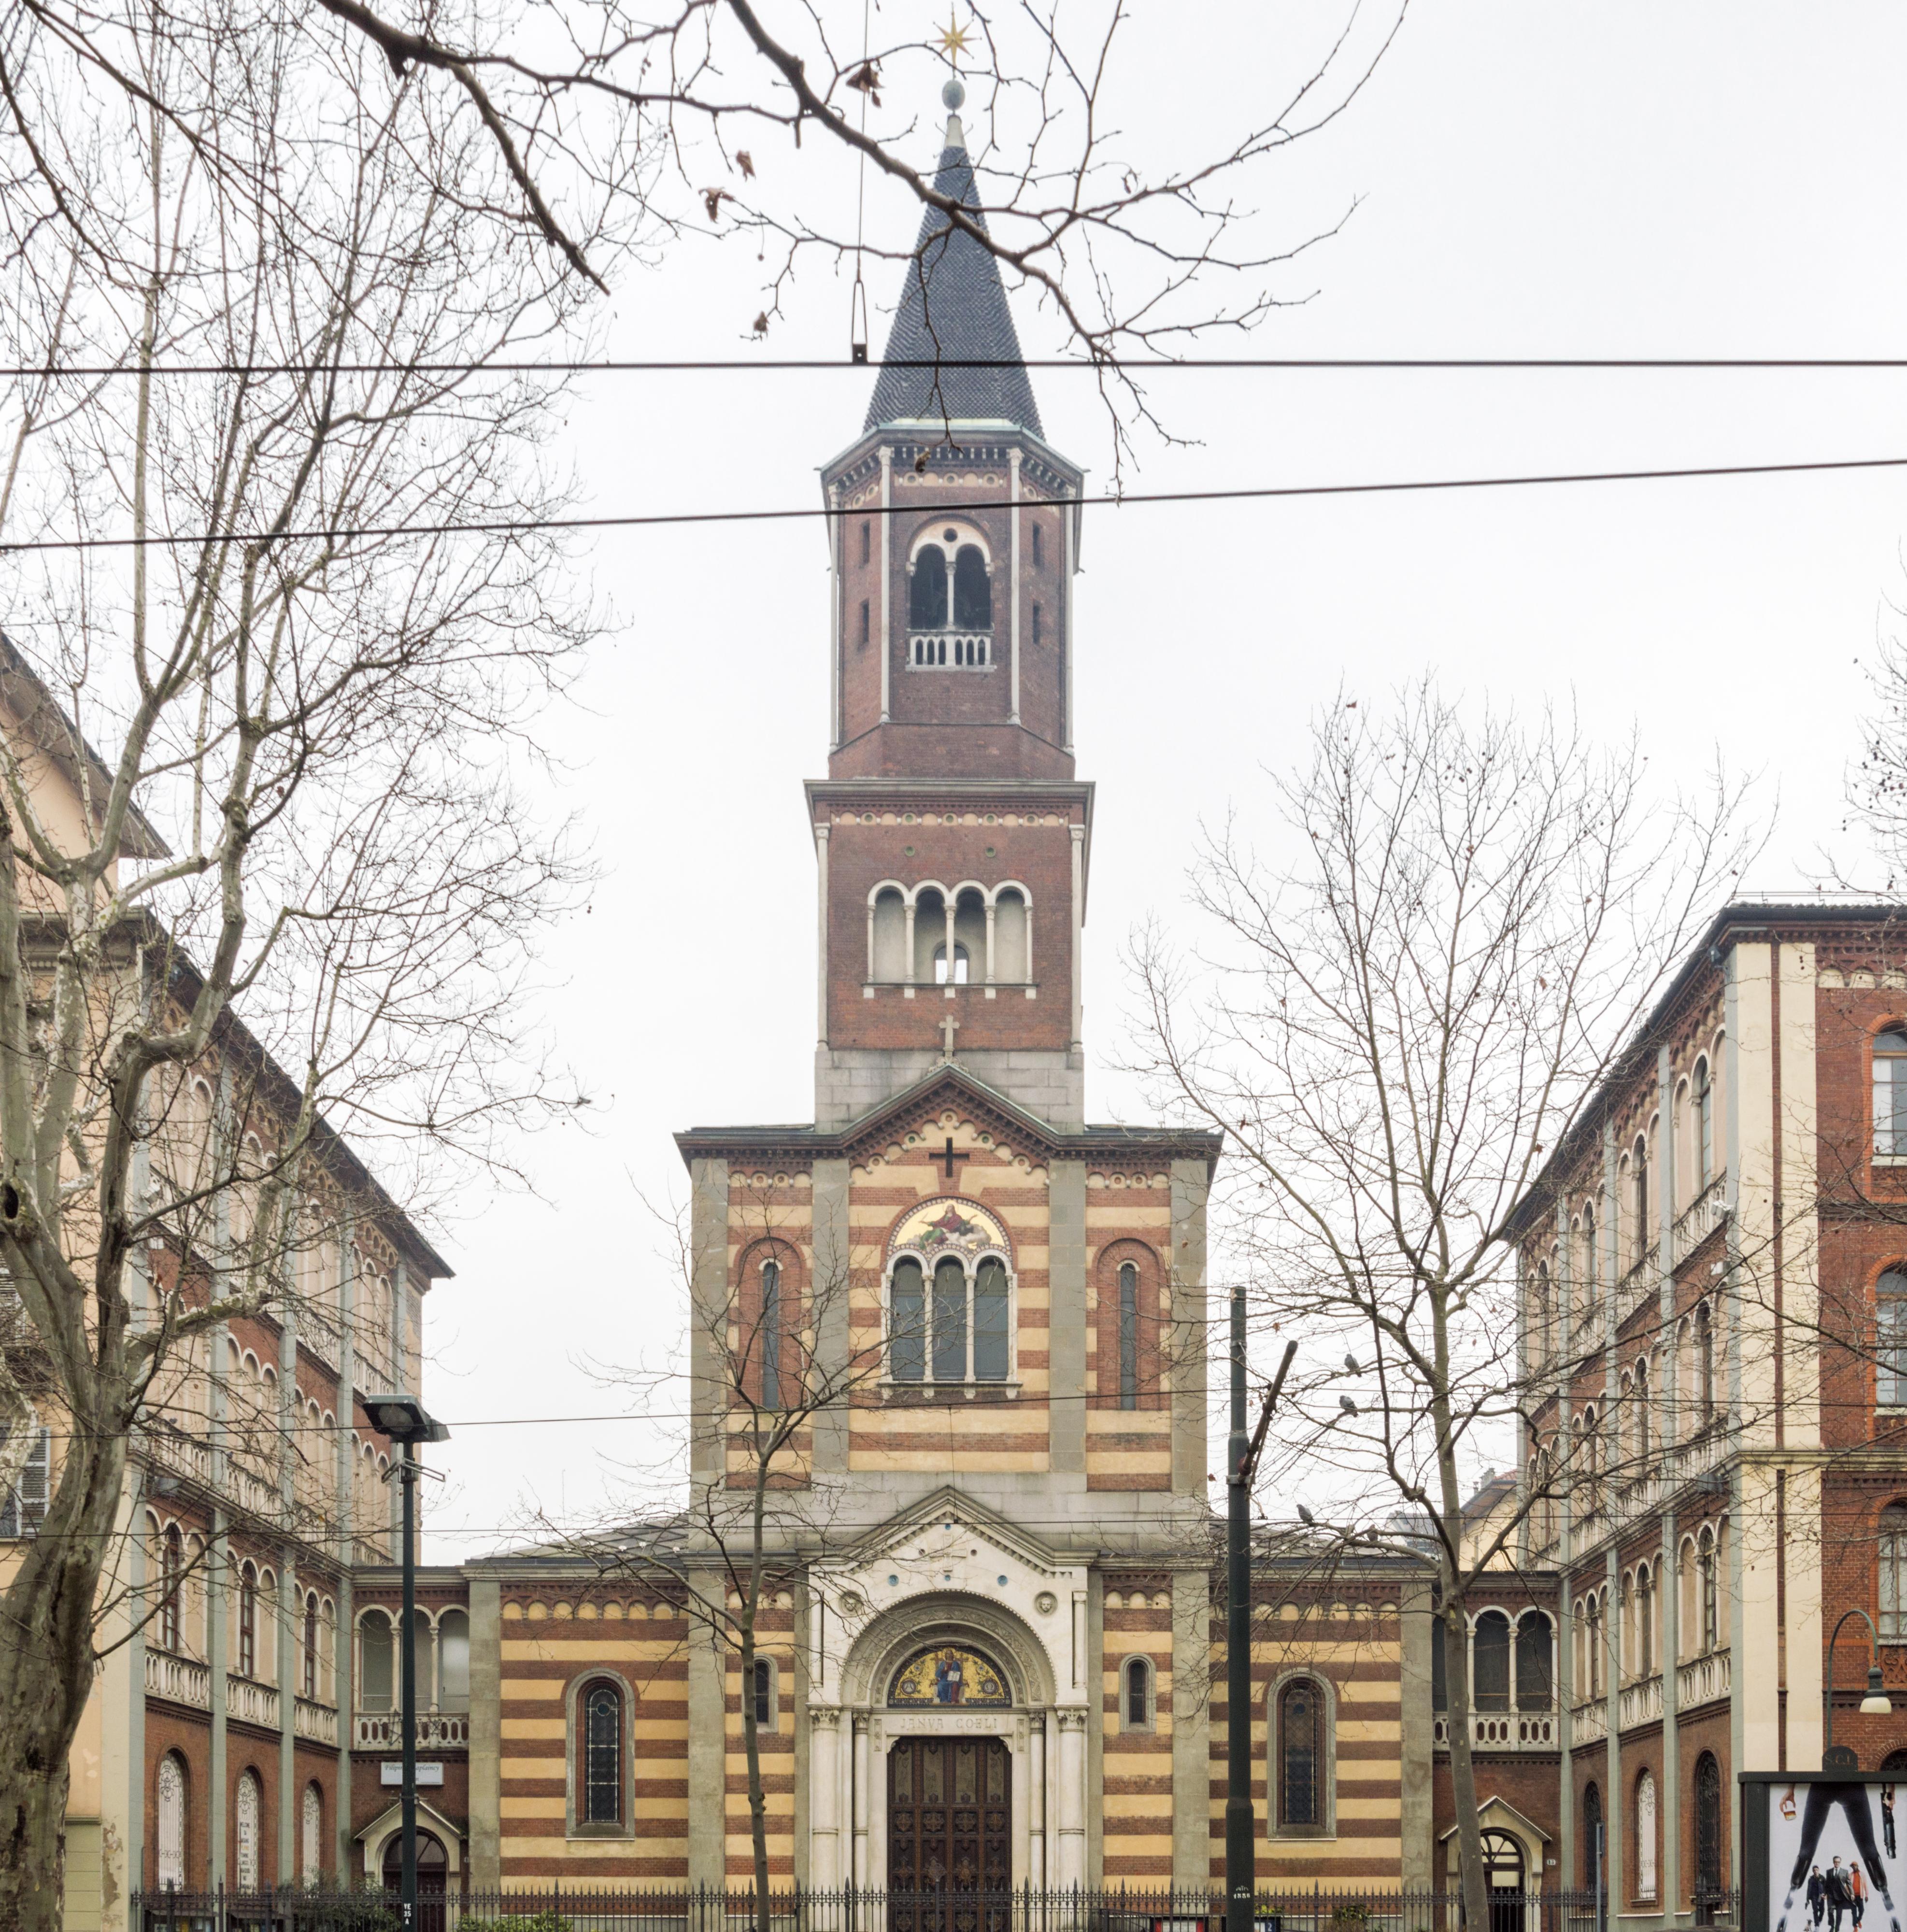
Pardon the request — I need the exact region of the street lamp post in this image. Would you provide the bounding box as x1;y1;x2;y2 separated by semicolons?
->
1823;1606;1893;1769
366;1394;451;1931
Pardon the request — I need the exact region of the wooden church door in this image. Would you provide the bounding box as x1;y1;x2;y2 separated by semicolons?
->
887;1735;1011;1905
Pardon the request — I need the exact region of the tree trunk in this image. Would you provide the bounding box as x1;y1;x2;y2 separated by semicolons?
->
1441;1588;1491;1932
0;1426;125;1932
739;1621;771;1932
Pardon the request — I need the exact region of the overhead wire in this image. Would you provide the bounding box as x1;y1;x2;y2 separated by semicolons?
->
12;450;1907;554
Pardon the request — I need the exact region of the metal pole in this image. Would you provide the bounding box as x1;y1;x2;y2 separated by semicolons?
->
1225;1288;1253;1932
401;1439;418;1930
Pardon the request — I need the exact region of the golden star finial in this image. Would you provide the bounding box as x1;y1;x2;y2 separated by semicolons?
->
935;10;970;66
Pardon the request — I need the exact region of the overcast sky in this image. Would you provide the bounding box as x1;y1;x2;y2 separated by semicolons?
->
415;0;1907;1557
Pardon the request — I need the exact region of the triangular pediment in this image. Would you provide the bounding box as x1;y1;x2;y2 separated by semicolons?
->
1438;1794;1552;1847
837;1063;1065;1162
842;1483;1070;1582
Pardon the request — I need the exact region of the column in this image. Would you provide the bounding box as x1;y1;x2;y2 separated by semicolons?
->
1027;1711;1047;1888
279;1550;298;1881
1399;1577;1435;1886
942;897;957;991
470;1575;503;1888
984;902;997;985
688;1576;728;1886
811;1161;852;1474
879;447;893;722
1659;1507;1680;1918
852;1712;871;1887
903;903;917;988
1009;450;1022;724
1054;1710;1088;1887
1068;825;1085;1054
1048;1163;1087;1475
828;482;843;752
334;1220;356;1876
1605;1545;1622;1912
1171;1573;1211;1889
1060;492;1075;754
815;823;831;1047
810;1707;841;1887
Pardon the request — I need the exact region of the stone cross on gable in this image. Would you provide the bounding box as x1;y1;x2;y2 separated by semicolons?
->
939;1013;959;1061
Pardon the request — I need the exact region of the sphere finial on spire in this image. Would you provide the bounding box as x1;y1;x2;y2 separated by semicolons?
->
942;76;965;112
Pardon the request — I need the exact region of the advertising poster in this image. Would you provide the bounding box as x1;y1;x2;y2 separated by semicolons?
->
1745;1776;1907;1932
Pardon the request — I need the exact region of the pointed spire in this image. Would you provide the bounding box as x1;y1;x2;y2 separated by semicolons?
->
863;81;1043;437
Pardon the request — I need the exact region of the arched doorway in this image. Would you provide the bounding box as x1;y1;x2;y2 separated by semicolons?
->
1583;1782;1605;1932
1481;1829;1527;1932
1694;1753;1724;1924
383;1829;449;1932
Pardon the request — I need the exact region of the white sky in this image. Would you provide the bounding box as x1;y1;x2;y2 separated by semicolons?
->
416;0;1907;1557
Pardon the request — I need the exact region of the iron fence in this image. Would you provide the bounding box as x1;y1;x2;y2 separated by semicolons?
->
128;1885;1737;1932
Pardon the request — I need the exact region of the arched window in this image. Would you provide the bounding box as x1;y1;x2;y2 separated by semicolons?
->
1876;1029;1907;1159
1119;1262;1140;1409
1473;1610;1511;1711
1881;1506;1907;1639
157;1752;187;1889
1277;1677;1326;1830
1583;1781;1604;1888
1634;1358;1651;1466
235;1768;261;1889
581;1680;624;1824
1697;1527;1720;1653
1694;1057;1714;1190
1880;1273;1907;1408
439;1608;470;1712
932;941;971;986
870;888;907;982
1124;1657;1153;1730
237;1562;258;1679
1587;1592;1605;1699
890;1258;926;1382
758;1259;783;1410
359;1609;394;1714
1533;1262;1551;1369
302;1593;319;1699
909;545;947;628
889;1246;1011;1386
1480;1830;1526;1896
1634;1136;1651;1264
954;546;991;628
751;1656;777;1732
992;888;1029;982
1517;1612;1553;1711
1695;1303;1716;1424
1694;1753;1724;1903
1637;1769;1659;1902
161;1525;184;1653
301;1783;322;1887
1580;1209;1598;1316
1636;1564;1654;1676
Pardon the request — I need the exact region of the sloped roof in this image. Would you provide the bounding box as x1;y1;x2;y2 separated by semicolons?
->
863;121;1043;436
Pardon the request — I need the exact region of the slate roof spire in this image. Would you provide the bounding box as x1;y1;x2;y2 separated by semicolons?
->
863;81;1043;437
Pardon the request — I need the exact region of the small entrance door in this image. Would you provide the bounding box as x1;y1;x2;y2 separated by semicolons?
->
888;1736;1011;1929
1481;1829;1527;1932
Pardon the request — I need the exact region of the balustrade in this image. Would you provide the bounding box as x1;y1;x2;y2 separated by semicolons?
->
1433;1709;1558;1750
1673;1177;1730;1264
1571;1697;1609;1746
145;1649;211;1710
1619;1672;1664;1732
1618;1245;1661;1327
353;1710;470;1749
1678;1648;1732;1709
227;1676;280;1729
295;1697;339;1747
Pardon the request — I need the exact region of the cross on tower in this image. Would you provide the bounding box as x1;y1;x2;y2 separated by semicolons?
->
939;1136;970;1185
939;1013;959;1061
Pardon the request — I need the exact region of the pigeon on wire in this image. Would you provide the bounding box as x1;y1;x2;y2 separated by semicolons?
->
1344;1353;1359;1374
1297;1505;1316;1526
1339;1394;1359;1416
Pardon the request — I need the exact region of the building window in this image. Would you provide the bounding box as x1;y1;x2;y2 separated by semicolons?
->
909;545;948;628
860;520;871;567
157;1753;187;1889
238;1563;258;1679
1881;1274;1907;1407
581;1680;624;1824
1532;1262;1550;1370
1634;1769;1658;1901
1583;1781;1603;1888
953;546;991;627
301;1783;322;1887
1277;1677;1326;1830
439;1608;470;1711
1517;1612;1553;1710
1123;1657;1153;1730
1694;1056;1715;1189
1697;1527;1720;1653
0;1420;49;1538
360;1609;394;1714
1881;1506;1907;1638
760;1260;783;1410
1694;1302;1716;1424
1634;1136;1651;1263
1119;1263;1139;1410
933;942;971;985
302;1593;319;1699
751;1656;778;1732
1636;1564;1654;1676
887;1253;1011;1385
1579;1208;1598;1318
1473;1610;1511;1711
1031;523;1043;571
1694;1753;1723;1902
1032;603;1043;648
859;599;870;648
235;1768;261;1889
1587;1592;1605;1699
161;1526;185;1652
1878;1030;1907;1158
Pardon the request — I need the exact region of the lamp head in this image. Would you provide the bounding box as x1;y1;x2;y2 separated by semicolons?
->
364;1393;450;1445
1863;1662;1893;1716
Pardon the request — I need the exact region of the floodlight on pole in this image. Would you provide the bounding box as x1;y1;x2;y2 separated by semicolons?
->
1823;1606;1892;1768
366;1394;449;1929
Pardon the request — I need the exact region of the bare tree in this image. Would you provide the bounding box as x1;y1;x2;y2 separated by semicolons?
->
11;0;1408;459
528;1185;896;1930
0;1;598;1918
1128;684;1749;1928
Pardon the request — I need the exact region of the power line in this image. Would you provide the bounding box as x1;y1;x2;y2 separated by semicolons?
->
13;450;1907;555
15;355;1907;378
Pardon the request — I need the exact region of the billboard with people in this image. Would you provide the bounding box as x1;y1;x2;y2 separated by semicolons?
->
1743;1774;1907;1932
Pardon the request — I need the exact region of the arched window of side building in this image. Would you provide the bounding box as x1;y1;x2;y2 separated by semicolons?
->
1276;1677;1327;1832
156;1753;187;1889
580;1679;624;1825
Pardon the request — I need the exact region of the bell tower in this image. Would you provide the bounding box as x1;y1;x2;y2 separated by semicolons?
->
810;85;1090;1130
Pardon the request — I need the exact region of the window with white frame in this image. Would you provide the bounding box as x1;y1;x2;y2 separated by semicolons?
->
1881;1505;1907;1639
1880;1273;1907;1407
886;1200;1014;1387
1122;1656;1154;1731
1878;1031;1907;1158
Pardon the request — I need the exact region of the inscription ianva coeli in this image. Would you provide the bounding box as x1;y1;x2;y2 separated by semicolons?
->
882;1712;1016;1736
